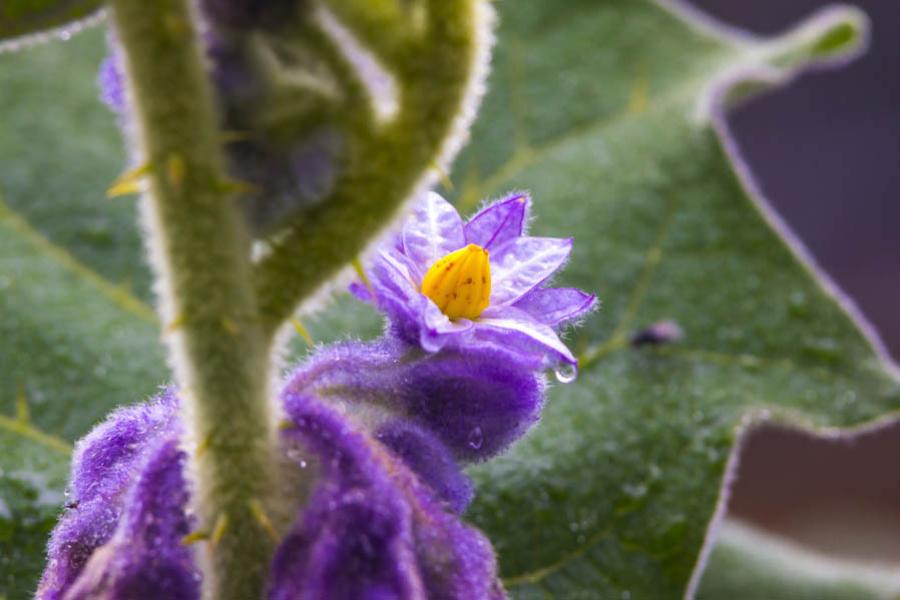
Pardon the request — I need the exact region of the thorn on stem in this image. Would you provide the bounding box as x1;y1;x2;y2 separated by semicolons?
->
221;317;239;336
351;257;373;298
166;154;186;188
431;159;454;191
107;162;153;198
196;432;213;457
290;318;314;347
15;383;29;424
210;513;230;548
181;529;209;546
248;499;279;542
218;177;260;196
220;130;252;143
165;312;186;334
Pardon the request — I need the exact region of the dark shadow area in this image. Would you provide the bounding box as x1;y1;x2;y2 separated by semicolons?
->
730;424;900;563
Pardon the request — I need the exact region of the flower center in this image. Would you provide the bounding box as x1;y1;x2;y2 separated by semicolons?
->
421;244;491;320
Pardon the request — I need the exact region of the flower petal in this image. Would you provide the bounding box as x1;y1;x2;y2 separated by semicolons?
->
512;287;597;326
490;237;572;305
420;301;473;353
57;439;199;600
367;252;427;344
476;307;577;365
402;192;465;274
464;193;528;250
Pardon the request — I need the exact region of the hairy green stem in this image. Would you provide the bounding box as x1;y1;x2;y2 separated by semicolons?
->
108;1;278;597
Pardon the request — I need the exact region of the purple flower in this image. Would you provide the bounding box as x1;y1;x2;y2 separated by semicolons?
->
273;392;505;600
37;391;198;600
354;192;596;367
283;337;544;509
40;385;507;599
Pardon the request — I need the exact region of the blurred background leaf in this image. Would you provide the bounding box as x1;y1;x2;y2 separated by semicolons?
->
697;519;900;600
0;30;164;597
1;1;898;598
0;1;102;50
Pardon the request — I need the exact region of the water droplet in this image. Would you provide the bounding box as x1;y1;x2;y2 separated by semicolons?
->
554;363;578;383
467;426;484;450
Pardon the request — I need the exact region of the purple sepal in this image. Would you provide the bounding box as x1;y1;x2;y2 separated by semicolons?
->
273;393;505;600
400;344;544;462
376;421;473;514
283;338;544;464
37;392;182;600
61;440;199;600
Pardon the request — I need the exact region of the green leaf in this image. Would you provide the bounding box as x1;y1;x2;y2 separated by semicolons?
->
0;31;165;595
0;199;166;595
0;30;152;301
456;3;898;598
0;0;102;50
697;520;900;600
0;2;895;600
309;1;898;598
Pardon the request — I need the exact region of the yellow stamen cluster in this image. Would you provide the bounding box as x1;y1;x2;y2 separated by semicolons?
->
421;244;491;320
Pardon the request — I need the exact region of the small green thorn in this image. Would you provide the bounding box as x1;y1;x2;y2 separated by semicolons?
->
164;312;186;334
196;431;213;457
166;154;186;188
15;384;29;424
107;162;153;198
431;160;454;191
221;317;239;336
627;76;649;115
210;513;230;547
220;130;252;143
181;529;209;546
218;178;260;195
248;499;279;542
290;317;314;347
351;257;373;298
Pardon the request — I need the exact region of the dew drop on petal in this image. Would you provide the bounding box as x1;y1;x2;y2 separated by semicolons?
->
467;426;484;450
554;363;578;383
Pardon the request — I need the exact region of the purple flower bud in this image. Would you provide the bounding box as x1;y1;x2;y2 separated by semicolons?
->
375;421;473;514
37;391;197;600
61;440;199;600
274;392;505;600
40;383;509;598
283;338;544;466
